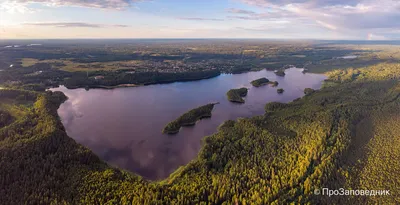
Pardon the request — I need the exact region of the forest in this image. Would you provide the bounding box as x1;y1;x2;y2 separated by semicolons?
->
226;88;248;103
251;77;273;87
162;103;217;134
1;62;399;204
274;70;286;77
0;61;221;90
0;62;399;204
2;40;396;91
250;78;278;87
1;40;400;204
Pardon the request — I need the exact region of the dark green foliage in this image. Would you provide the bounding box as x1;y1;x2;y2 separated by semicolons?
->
0;89;37;102
275;70;286;76
251;77;270;87
226;88;248;103
271;81;279;87
162;103;217;134
304;88;315;95
265;102;289;112
277;88;284;93
20;84;47;92
0;110;13;128
63;70;221;89
0;63;70;88
1;63;400;204
250;78;278;87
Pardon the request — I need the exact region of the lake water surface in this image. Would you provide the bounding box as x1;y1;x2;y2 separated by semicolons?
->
51;68;326;180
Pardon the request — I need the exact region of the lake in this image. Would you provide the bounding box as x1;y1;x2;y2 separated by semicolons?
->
51;68;327;180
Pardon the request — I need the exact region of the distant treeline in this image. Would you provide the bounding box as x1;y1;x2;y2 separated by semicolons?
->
64;70;221;89
0;63;221;90
1;63;400;204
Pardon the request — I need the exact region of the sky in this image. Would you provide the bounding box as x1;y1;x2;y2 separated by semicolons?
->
0;0;400;39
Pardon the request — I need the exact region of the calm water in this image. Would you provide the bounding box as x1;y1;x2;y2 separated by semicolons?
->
51;68;326;180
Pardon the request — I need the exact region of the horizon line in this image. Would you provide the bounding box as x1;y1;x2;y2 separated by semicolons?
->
1;38;399;41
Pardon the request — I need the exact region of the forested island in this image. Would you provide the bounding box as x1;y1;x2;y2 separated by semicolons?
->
270;81;279;87
226;88;248;103
277;88;285;93
251;77;279;87
274;70;286;76
251;77;270;87
162;103;218;134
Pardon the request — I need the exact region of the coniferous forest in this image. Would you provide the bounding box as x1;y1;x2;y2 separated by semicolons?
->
226;88;248;103
162;103;217;134
1;62;399;204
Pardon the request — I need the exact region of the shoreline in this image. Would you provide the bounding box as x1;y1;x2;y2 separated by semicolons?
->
162;103;218;135
64;72;222;90
61;66;317;90
50;68;327;181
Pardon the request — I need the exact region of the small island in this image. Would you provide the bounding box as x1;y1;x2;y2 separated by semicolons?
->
162;103;218;134
251;78;270;87
304;88;315;95
250;78;279;87
270;81;279;87
277;88;284;94
274;70;286;77
226;88;248;103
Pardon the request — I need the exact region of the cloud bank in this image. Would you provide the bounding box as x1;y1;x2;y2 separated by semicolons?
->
0;0;145;11
23;22;130;28
177;17;224;21
228;0;400;39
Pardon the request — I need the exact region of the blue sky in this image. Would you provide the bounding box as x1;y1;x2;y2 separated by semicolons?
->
1;0;399;39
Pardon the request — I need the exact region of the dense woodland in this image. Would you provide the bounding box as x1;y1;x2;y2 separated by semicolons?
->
274;70;286;77
226;88;248;103
0;62;221;90
1;62;399;204
250;78;278;87
251;78;272;87
304;88;315;95
162;103;217;134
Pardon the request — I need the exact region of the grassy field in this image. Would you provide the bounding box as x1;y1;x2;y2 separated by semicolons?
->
21;58;40;67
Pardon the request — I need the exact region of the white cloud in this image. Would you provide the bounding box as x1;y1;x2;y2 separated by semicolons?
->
315;20;337;30
177;17;224;21
23;22;130;28
236;0;400;39
0;1;36;13
0;0;146;13
367;33;387;40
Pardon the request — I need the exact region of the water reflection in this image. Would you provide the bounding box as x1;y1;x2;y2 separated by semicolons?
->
51;68;326;180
